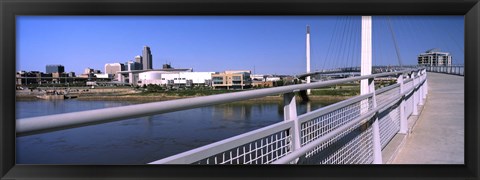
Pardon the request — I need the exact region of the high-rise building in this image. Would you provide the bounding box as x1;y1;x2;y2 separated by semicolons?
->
142;46;153;70
46;64;65;74
105;63;125;80
126;60;142;71
135;55;143;70
418;48;452;66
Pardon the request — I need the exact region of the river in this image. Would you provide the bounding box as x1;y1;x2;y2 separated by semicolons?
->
16;99;331;164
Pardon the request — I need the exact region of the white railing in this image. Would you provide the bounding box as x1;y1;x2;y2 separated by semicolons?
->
424;65;464;76
17;68;427;164
148;69;427;164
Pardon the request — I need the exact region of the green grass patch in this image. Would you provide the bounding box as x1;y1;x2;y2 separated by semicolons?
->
310;88;360;96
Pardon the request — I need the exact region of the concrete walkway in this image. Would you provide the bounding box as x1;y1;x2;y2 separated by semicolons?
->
392;72;464;164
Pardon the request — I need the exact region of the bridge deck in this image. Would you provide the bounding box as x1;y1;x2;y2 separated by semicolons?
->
392;72;464;164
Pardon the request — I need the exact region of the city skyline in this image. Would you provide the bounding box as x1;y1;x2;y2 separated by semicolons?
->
17;16;464;75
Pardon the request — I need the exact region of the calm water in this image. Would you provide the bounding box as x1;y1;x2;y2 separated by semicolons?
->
16;99;328;164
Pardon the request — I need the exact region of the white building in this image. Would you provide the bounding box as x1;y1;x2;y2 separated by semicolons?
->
94;73;113;79
265;76;281;82
137;71;214;86
251;74;265;81
418;48;452;66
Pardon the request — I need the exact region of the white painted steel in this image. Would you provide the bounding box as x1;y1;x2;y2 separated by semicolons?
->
149;120;295;164
272;76;423;164
360;16;372;95
153;71;425;164
425;65;464;76
283;92;301;160
360;16;382;164
306;25;311;95
412;72;419;116
398;73;407;134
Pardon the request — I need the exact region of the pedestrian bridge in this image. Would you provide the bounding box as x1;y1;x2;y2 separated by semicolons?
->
392;72;464;164
16;67;464;164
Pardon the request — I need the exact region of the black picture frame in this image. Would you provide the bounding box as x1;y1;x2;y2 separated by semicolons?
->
1;0;478;179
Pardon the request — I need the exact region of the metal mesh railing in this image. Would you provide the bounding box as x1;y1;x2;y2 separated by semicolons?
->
145;69;427;164
426;65;464;76
296;97;374;164
297;119;374;164
300;97;373;146
378;103;400;148
193;129;292;164
376;86;400;107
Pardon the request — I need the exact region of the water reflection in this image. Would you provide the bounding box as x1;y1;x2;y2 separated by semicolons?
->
16;99;329;164
213;103;253;121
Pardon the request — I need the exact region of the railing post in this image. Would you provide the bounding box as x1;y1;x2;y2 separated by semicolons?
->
418;70;425;106
397;73;407;134
411;71;419;116
369;78;382;164
424;69;428;98
283;92;301;162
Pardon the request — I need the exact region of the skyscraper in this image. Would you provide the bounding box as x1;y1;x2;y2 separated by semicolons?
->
46;64;65;74
142;46;153;70
135;55;143;70
126;60;142;71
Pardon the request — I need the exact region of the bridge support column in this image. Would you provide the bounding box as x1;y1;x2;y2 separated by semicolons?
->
397;73;408;134
361;16;382;164
306;25;311;95
283;92;301;162
412;72;419;116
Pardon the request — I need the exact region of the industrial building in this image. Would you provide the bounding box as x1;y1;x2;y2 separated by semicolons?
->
212;70;252;90
418;48;452;66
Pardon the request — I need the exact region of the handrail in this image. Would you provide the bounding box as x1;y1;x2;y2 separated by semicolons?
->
297;93;373;124
423;65;464;76
16;69;422;137
272;77;425;164
149;120;294;164
151;92;375;164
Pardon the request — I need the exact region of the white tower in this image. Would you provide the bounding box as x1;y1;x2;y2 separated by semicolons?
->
306;25;311;95
360;16;382;164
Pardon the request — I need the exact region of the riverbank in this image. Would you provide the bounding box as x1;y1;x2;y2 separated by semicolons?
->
16;87;354;103
76;94;351;103
16;92;351;103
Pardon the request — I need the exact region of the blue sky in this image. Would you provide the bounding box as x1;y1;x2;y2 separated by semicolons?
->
17;16;464;75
